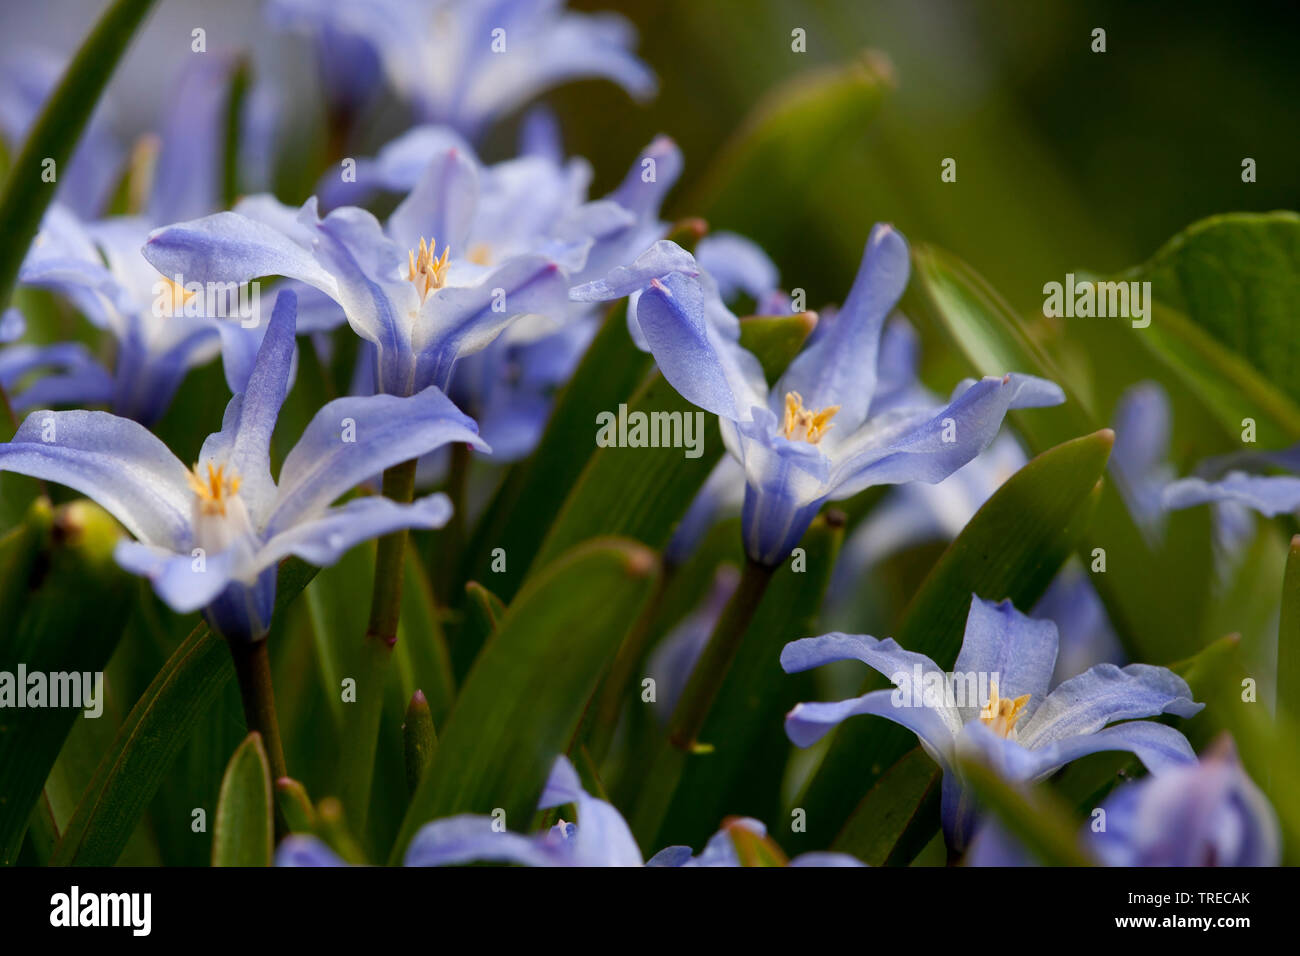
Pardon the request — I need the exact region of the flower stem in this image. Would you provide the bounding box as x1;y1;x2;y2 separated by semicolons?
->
666;558;775;751
228;637;287;782
338;457;418;831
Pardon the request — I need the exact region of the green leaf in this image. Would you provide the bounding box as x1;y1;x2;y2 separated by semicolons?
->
531;314;813;571
0;0;159;308
955;752;1095;866
1121;212;1300;411
50;559;318;865
212;733;273;867
0;501;133;864
459;302;649;604
389;538;656;862
1279;536;1300;725
654;511;844;850
275;778;316;834
831;747;942;866
786;430;1110;855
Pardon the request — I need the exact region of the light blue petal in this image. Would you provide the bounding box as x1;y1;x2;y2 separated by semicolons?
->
633;272;766;421
267;385;486;535
784;687;958;758
1017;662;1203;750
828;374;1065;500
386;145;480;254
0;409;192;548
0;308;24;342
1164;472;1300;517
274;835;348;867
148;55;237;223
694;232;779;304
569;239;697;302
953;596;1059;724
257;494;452;572
0;342;114;412
114;540;236;614
775;224;910;431
403;816;565;867
788;852;868;867
536;755;643;866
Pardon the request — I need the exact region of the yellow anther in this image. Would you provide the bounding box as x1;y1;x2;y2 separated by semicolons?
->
782;391;840;444
159;274;197;317
187;462;242;516
407;237;451;302
979;680;1032;739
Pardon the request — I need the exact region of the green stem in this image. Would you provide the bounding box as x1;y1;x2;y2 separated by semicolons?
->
338;458;418;830
630;558;775;847
665;558;775;751
228;637;287;783
428;442;471;603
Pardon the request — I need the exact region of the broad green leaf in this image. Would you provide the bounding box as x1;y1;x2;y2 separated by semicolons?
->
1121;212;1300;411
390;538;656;862
654;511;844;850
531;314;813;572
0;0;159;308
460;302;649;604
393;549;455;729
955;752;1095;867
1282;536;1300;725
212;733;273;867
831;747;942;866
786;430;1110;855
0;501;132;864
51;559;318;866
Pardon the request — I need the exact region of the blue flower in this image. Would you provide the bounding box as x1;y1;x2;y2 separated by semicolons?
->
1164;444;1300;518
605;224;1066;565
781;595;1203;850
265;0;656;141
0;291;486;641
1;57;264;424
967;737;1280;866
280;755;865;866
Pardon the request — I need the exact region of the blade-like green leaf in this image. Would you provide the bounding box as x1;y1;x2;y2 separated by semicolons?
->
831;747;942;866
786;430;1110;854
0;0;159;308
0;501;132;864
212;733;273;867
955;752;1095;867
1279;536;1300;725
50;559;317;866
459;302;648;603
389;538;656;862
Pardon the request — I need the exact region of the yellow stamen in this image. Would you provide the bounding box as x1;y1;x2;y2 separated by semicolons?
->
782;391;840;444
186;462;242;516
979;680;1032;739
407;237;451;303
159;274;197;317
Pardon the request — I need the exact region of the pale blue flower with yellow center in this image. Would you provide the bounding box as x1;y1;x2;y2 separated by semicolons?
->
603;223;1066;566
0;292;486;641
781;594;1203;851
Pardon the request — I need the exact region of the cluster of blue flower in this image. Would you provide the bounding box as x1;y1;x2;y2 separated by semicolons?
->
0;0;1286;868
